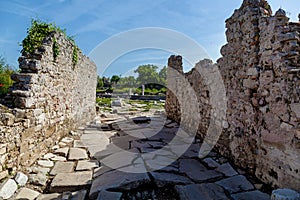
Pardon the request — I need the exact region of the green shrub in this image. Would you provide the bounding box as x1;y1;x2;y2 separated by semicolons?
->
21;19;78;66
0;58;15;98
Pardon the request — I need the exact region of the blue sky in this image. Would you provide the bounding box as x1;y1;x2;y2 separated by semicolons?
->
0;0;299;77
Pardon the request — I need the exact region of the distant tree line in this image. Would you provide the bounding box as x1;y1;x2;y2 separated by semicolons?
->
97;64;167;95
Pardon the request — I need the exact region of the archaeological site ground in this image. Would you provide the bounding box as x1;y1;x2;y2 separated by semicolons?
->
0;0;299;199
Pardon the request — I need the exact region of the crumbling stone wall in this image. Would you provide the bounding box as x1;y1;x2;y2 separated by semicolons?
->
0;31;97;176
166;0;300;190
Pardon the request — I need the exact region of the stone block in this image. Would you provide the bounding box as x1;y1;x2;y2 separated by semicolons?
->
37;160;54;168
68;148;88;160
0;179;18;199
216;163;238;177
151;172;192;187
50;161;75;176
71;190;87;200
291;103;300;118
97;190;122;200
54;147;69;157
29;173;48;186
90;170;150;199
216;175;254;194
50;171;92;193
76;160;99;171
175;183;228;200
15;188;40;200
14;172;28;186
36;193;61;200
0;144;7;155
231;190;270;200
0;170;8;181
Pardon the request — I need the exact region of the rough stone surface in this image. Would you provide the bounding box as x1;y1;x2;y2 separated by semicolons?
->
54;147;69;157
175;183;228;200
76;160;99;171
36;193;61;200
150;172;192;187
202;157;220;169
71;190;87;200
97;190;123;200
231;190;270;200
0;179;18;199
90;170;150;199
68;148;88;160
216;163;238;177
165;1;300;190
37;160;54;168
29;173;48;186
0;30;97;170
179;159;222;182
15;188;40;200
14;171;28;186
271;188;300;200
50;171;92;192
50;161;75;176
216;175;254;194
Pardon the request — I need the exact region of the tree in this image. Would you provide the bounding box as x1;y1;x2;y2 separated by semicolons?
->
110;75;120;85
102;76;111;88
117;76;136;88
0;56;15;97
134;64;160;86
158;66;167;86
97;76;103;88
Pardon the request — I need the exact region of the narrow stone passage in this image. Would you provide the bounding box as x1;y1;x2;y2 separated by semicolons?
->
14;110;271;200
77;111;270;199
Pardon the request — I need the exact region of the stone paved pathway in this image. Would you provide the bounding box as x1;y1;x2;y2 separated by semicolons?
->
8;110;271;200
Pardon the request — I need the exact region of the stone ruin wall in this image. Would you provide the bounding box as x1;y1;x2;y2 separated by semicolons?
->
0;31;97;177
166;0;300;190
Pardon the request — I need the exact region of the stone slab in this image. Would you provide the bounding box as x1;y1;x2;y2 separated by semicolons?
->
14;172;28;186
37;160;54;168
0;179;18;199
50;171;92;192
54;147;69;157
216;175;254;194
15;188;40;200
90;170;150;199
50;155;67;162
0;144;7;155
29;167;50;175
175;183;228;200
150;172;192;187
50;161;75;176
68;148;88;160
179;159;222;182
202;157;220;168
231;190;270;200
73;140;86;148
43;153;55;160
29;173;48;186
71;189;87;200
216;162;238;177
93;166;114;178
36;193;61;200
0;170;8;181
61;137;74;144
97;190;122;200
76;160;99;171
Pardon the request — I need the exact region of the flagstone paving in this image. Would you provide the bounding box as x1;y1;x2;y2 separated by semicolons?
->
8;110;272;200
